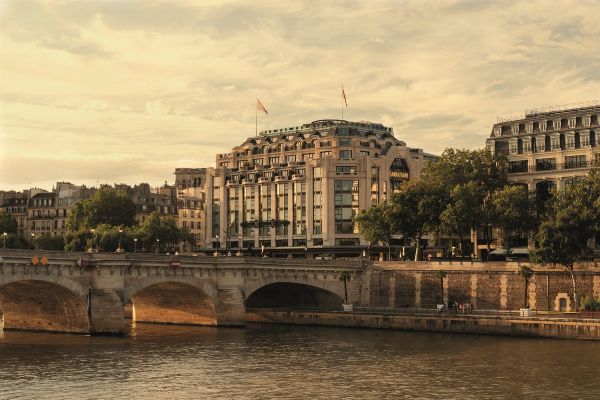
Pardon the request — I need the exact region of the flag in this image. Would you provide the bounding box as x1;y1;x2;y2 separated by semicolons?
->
342;85;348;107
257;98;268;114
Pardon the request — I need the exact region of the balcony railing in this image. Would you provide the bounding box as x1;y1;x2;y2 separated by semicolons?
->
508;161;592;174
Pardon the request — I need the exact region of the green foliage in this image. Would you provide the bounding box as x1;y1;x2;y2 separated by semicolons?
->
0;210;18;234
32;235;66;251
355;202;396;248
64;228;93;252
517;265;533;278
436;270;447;279
580;295;600;311
491;185;535;254
530;168;600;268
132;212;193;253
66;188;136;230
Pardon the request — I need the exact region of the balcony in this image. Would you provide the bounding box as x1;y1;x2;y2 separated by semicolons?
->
508;161;591;174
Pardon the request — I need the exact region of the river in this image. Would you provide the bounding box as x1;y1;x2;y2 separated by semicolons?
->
1;323;599;399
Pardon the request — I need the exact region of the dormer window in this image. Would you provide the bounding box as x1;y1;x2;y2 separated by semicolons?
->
512;125;519;135
568;118;576;128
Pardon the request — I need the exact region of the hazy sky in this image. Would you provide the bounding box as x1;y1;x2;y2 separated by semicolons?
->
1;0;599;191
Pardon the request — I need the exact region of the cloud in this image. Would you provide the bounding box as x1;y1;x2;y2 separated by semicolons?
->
1;0;599;190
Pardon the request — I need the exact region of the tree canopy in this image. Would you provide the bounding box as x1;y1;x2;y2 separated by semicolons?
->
0;210;18;234
66;188;136;231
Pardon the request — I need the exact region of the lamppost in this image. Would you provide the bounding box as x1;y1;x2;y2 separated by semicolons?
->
236;234;242;257
133;238;138;253
214;234;220;257
2;232;7;249
117;228;123;252
31;232;37;250
155;238;160;254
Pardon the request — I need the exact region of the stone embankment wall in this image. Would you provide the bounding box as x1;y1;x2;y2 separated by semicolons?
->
365;261;600;312
247;309;600;340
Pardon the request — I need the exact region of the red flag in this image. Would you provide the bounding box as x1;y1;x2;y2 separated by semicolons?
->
256;98;268;114
342;85;348;107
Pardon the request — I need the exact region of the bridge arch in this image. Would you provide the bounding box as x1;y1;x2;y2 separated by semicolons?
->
0;276;89;334
245;278;345;309
124;277;218;326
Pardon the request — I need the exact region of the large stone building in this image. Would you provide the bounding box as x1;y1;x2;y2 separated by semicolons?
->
486;102;599;197
205;119;436;258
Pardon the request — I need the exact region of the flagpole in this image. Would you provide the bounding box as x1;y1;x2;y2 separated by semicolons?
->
256;106;258;136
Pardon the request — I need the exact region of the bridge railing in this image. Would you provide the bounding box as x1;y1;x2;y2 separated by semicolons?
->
0;249;367;270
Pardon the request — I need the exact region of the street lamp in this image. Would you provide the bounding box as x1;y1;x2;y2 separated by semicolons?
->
214;234;220;257
155;238;160;254
133;238;138;253
117;228;123;252
2;232;7;249
236;235;242;256
31;232;36;250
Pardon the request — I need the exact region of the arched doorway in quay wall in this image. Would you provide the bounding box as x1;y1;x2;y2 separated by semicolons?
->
0;280;89;334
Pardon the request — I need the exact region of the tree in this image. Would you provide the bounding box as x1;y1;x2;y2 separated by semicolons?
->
440;182;480;256
134;212;192;253
419;148;508;257
66;188;136;231
491;185;535;256
517;266;533;309
356;203;397;260
437;270;447;304
0;210;18;234
530;168;600;313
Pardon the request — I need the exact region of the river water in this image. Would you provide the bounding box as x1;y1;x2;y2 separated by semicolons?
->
1;323;599;399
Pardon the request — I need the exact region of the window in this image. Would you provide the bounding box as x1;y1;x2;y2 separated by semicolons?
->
536;137;546;152
285;155;296;163
360;151;369;156
508;160;528;173
568;119;576;128
551;136;560;150
253;158;263;165
581;133;590;147
566;135;575;149
320;151;332;158
509;141;518;155
523;141;532;153
339;150;352;159
584;117;591;127
512;125;519;134
336;166;356;174
339;138;351;146
565;155;586;169
536;158;556;171
269;156;280;164
302;153;314;160
334;180;359;234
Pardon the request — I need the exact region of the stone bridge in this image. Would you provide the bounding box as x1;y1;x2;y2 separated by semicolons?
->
0;250;366;335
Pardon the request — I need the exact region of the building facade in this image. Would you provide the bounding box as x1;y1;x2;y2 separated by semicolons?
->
486;103;599;197
205;119;435;258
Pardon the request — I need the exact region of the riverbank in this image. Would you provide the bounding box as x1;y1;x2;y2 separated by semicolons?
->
246;308;600;340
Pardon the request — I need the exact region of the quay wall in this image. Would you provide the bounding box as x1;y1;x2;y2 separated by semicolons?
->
247;309;600;340
365;261;600;312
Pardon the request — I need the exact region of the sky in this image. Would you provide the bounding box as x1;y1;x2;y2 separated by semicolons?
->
1;0;599;191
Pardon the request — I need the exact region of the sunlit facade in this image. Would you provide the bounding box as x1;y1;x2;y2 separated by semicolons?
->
205;119;435;258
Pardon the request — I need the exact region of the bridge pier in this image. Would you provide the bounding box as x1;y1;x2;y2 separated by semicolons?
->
89;289;125;335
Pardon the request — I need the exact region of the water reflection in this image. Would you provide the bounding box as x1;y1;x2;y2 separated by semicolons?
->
1;323;599;399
